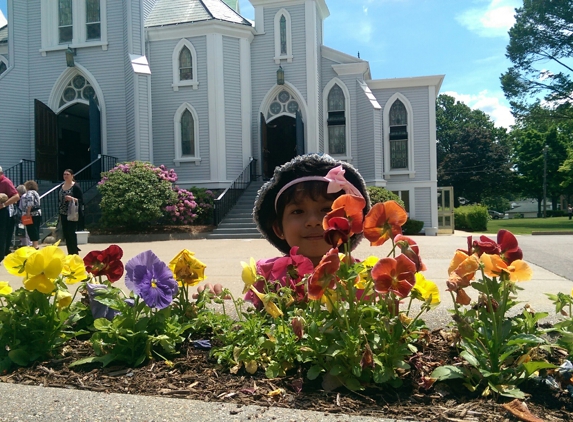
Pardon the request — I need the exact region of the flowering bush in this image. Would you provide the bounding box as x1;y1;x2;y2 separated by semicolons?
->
98;161;214;228
164;186;198;225
431;231;555;398
0;244;87;372
211;198;440;389
98;161;177;229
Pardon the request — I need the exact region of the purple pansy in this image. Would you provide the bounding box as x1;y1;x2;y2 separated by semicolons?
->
125;250;178;309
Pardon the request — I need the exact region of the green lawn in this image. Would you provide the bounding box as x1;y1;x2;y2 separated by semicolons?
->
485;217;573;235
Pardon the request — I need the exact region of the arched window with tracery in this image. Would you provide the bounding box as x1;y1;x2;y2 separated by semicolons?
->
172;39;198;91
174;103;200;165
274;9;292;63
327;84;346;155
389;99;408;169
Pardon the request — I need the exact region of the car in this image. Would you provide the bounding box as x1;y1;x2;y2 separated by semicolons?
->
488;210;504;219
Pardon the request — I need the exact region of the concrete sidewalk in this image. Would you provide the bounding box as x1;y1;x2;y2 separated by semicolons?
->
0;233;571;421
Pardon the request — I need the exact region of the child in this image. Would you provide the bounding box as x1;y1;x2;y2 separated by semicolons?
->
196;154;371;299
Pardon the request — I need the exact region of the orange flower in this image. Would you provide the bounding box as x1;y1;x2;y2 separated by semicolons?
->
481;253;532;282
371;254;416;298
323;195;365;233
308;248;340;300
363;201;408;246
446;251;480;306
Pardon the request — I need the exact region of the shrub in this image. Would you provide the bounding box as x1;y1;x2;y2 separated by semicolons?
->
164;187;198;225
454;205;488;231
191;188;216;225
366;187;404;208
402;218;424;235
98;161;177;229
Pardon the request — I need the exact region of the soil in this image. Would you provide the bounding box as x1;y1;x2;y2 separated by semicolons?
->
1;331;571;422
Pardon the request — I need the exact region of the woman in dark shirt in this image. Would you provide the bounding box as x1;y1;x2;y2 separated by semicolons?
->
59;169;83;255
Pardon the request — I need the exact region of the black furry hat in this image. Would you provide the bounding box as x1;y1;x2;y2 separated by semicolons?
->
253;154;371;255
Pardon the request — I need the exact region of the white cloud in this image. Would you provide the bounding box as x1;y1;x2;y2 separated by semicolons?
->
444;90;515;128
456;0;520;37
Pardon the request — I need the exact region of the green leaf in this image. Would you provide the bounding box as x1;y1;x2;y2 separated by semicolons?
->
507;334;546;346
430;365;465;381
343;376;363;391
8;349;31;366
329;364;344;376
522;361;557;376
69;355;115;368
307;364;324;380
460;351;480;368
93;318;112;330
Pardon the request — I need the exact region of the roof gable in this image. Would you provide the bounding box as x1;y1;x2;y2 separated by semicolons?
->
146;0;250;28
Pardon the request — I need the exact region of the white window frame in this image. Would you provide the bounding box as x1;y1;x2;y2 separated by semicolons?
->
322;78;351;160
172;39;199;91
274;8;292;64
383;93;415;178
174;102;201;166
40;0;108;54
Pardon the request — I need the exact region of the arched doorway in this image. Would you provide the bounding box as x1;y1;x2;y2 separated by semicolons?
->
263;115;297;179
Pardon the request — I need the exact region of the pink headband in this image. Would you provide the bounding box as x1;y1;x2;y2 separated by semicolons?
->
274;165;363;211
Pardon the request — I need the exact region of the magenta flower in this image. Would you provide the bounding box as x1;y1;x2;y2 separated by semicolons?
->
125;250;178;309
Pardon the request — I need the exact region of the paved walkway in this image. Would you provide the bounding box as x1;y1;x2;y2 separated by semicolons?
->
0;232;571;421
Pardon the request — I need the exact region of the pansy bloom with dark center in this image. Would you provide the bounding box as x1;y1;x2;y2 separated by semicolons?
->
125;250;178;310
83;245;124;282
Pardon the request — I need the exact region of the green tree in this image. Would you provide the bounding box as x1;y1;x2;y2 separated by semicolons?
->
436;95;514;205
501;0;573;122
510;127;568;214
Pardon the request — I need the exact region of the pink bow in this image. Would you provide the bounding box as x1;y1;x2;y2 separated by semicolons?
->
325;166;363;198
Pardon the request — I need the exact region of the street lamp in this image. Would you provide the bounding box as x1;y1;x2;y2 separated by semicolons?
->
65;46;76;67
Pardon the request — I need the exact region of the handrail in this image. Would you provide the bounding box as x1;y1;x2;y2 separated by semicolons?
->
39;154;117;227
213;158;258;226
3;159;35;187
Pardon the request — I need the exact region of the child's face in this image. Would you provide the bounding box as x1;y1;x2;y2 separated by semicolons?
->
273;194;334;267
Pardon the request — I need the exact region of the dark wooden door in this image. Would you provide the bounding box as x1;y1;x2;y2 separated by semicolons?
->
260;113;269;178
89;97;101;179
296;110;304;156
34;99;59;180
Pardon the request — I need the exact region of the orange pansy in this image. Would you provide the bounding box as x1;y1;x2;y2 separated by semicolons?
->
481;253;532;282
363;200;408;246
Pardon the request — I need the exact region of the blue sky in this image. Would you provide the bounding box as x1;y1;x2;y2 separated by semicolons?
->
0;0;520;127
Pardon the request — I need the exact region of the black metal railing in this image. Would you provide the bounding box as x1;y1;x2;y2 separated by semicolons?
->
213;158;257;226
39;154;117;226
3;159;35;187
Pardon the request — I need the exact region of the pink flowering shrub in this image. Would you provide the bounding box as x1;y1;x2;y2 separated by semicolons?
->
164;187;198;225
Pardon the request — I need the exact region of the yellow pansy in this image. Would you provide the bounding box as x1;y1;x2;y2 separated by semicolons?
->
55;290;72;309
62;254;88;284
23;245;66;294
356;256;379;289
320;288;338;312
413;273;441;305
3;246;37;276
169;249;206;287
241;257;257;293
0;281;13;295
250;286;283;318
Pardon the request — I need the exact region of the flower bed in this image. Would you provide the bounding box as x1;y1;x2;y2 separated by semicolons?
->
1;199;572;421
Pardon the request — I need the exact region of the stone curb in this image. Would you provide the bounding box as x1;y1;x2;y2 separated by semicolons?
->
88;232;209;243
531;231;573;236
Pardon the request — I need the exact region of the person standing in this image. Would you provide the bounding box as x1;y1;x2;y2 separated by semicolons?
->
0;166;21;261
59;169;83;255
21;180;42;250
568;204;572;220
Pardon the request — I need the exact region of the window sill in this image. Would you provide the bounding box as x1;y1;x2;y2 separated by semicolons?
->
274;55;293;64
384;170;415;179
40;41;109;56
172;81;199;91
174;157;201;166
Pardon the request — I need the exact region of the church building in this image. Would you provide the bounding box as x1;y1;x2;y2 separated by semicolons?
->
0;0;444;231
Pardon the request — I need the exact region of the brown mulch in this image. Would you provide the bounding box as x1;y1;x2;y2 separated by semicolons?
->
1;331;571;422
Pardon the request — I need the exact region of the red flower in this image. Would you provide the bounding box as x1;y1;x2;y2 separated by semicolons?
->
322;195;366;248
497;229;523;264
308;248;340;300
323;216;350;247
363;201;408;246
83;245;124;282
394;234;427;272
371;254;416;298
